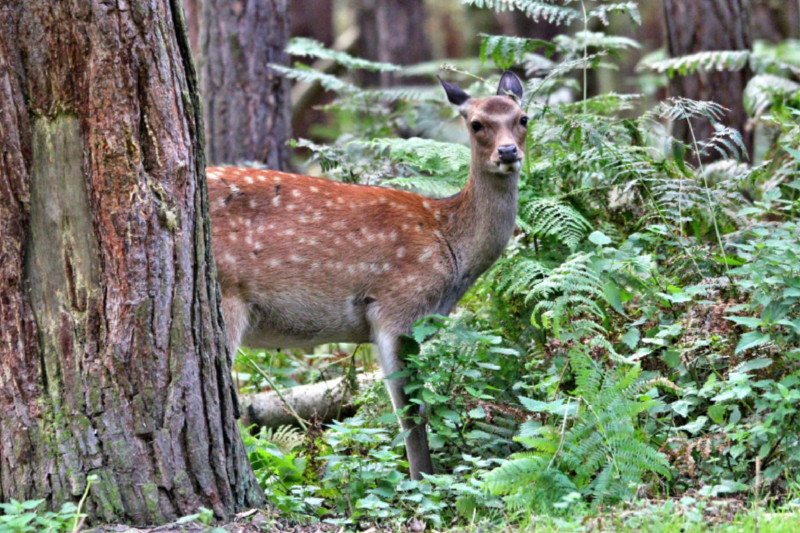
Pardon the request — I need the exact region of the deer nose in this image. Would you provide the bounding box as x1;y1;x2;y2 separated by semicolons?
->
497;145;518;163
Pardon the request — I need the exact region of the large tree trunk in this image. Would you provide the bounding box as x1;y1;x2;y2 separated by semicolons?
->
0;0;263;525
356;0;431;87
664;0;754;164
198;0;291;169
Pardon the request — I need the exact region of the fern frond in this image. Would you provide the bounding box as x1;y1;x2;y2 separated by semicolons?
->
588;2;641;26
271;64;356;93
361;137;470;178
638;50;750;76
479;34;556;69
745;74;800;116
523;199;593;250
286;38;400;72
555;31;642;54
463;0;580;25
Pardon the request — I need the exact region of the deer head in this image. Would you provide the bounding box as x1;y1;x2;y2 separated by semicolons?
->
438;71;527;176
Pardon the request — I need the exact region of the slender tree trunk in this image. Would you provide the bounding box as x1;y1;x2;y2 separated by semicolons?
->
183;0;201;56
290;0;334;47
0;0;263;525
356;0;431;87
751;0;800;42
198;0;291;169
664;0;754;164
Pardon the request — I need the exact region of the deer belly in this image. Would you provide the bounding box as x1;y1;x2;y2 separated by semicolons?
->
241;293;372;350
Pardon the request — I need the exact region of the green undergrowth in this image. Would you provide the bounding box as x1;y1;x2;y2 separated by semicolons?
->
239;0;800;527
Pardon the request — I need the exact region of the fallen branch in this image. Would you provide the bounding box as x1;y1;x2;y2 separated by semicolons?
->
240;372;379;430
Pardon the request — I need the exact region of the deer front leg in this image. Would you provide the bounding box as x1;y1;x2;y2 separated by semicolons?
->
374;329;434;480
221;295;250;357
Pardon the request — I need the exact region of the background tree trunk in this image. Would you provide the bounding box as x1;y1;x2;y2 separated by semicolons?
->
0;0;263;525
198;0;291;169
751;0;800;42
290;0;334;48
664;0;754;164
356;0;431;87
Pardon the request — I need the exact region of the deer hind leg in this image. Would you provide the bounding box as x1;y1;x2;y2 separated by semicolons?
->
221;295;250;357
373;328;434;480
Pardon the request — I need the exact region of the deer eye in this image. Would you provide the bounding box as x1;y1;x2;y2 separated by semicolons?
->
520;116;529;127
471;121;483;133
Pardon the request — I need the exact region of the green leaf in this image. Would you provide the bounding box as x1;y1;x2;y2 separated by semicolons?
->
589;231;612;246
621;328;640;350
677;416;707;435
737;357;773;372
725;316;763;328
708;404;727;424
603;282;624;314
734;332;771;355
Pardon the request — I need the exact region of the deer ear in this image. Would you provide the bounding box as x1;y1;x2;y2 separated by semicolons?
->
437;76;471;108
496;71;524;100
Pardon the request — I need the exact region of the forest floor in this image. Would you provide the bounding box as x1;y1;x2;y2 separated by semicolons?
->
80;498;800;533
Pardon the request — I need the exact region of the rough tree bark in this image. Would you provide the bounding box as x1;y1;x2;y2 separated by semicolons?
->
0;0;263;525
197;0;291;169
664;0;754;163
356;0;431;87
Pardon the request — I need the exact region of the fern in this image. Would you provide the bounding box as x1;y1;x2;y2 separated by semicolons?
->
588;2;641;26
522;198;593;250
463;0;580;25
479;34;556;69
555;31;642;54
745;74;800;117
271;64;357;93
484;351;668;508
639;50;750;77
285;37;400;72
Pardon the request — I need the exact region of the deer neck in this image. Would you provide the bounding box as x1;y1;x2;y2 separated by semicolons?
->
439;167;519;283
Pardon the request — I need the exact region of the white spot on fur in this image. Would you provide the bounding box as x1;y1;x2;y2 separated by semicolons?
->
269;259;281;268
274;176;281;183
257;225;265;234
418;248;433;263
423;201;431;210
230;184;241;195
287;204;297;211
290;254;303;263
272;196;281;207
326;200;333;208
336;197;344;204
292;189;301;198
310;186;319;193
249;199;257;209
379;197;388;204
258;175;266;182
245;176;253;184
397;247;406;258
223;253;235;264
389;231;398;242
282;229;295;236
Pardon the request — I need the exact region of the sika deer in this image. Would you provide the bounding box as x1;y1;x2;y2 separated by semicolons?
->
209;72;527;479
